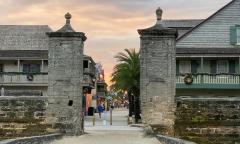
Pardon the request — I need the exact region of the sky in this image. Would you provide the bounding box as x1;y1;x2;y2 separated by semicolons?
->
0;0;232;85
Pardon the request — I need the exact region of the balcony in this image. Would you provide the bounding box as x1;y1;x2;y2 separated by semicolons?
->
176;74;240;89
82;74;95;88
0;72;48;86
96;92;106;98
83;68;95;77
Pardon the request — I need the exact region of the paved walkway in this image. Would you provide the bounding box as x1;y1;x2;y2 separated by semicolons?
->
51;108;160;144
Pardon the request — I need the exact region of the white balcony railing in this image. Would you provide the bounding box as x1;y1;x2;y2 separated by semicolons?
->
0;73;48;85
176;74;240;84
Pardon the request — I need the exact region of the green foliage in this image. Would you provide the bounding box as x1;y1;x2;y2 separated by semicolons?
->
24;109;34;118
110;48;141;121
7;112;16;119
110;48;140;92
191;116;205;123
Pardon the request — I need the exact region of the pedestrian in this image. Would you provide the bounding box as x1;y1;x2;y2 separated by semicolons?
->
97;103;103;118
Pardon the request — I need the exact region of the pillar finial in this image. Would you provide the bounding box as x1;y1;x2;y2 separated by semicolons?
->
65;12;72;24
56;12;75;32
156;7;163;21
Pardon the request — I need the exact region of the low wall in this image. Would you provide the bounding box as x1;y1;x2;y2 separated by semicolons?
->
156;135;196;144
0;96;54;140
175;97;240;144
0;133;62;144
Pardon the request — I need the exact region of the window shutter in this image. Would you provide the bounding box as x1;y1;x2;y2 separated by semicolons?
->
230;26;237;45
210;60;217;74
217;60;228;73
229;60;236;73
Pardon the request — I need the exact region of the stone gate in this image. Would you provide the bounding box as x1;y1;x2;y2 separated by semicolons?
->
138;8;178;135
46;13;86;135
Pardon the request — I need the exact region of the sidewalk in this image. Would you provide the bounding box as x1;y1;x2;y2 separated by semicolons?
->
51;108;161;144
84;108;140;131
85;108;128;127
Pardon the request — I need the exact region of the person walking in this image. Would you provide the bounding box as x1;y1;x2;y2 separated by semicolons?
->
97;103;103;118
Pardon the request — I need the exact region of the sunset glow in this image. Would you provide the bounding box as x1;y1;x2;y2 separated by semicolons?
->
0;0;232;85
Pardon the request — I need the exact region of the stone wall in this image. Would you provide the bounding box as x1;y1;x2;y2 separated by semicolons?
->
156;135;196;144
0;134;62;144
175;97;240;144
0;96;54;140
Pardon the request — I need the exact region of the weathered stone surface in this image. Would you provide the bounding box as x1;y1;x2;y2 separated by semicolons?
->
0;133;62;144
0;96;51;140
138;8;177;135
46;13;86;136
175;97;240;144
156;135;196;144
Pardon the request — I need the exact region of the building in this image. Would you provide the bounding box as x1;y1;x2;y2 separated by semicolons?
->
0;25;50;96
0;25;96;97
0;24;109;116
162;0;240;97
170;0;240;142
91;63;108;111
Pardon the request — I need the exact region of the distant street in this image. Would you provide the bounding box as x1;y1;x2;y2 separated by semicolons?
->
52;108;160;144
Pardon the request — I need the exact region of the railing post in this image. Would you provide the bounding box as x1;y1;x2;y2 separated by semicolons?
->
93;113;95;126
200;74;204;84
110;106;112;125
239;75;240;84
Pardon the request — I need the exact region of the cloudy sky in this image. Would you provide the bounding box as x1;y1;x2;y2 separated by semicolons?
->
0;0;232;85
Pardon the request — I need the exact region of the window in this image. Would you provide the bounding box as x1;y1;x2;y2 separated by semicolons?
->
0;64;3;73
210;60;217;74
23;64;40;73
83;60;88;68
191;60;199;73
217;60;228;73
229;60;236;73
179;60;191;74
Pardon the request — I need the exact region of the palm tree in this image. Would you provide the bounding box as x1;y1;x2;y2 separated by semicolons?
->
110;48;141;123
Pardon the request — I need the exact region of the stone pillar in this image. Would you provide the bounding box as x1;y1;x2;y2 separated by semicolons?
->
138;8;178;135
46;13;86;135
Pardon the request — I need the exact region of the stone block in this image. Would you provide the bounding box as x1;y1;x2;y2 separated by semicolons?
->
1;106;11;111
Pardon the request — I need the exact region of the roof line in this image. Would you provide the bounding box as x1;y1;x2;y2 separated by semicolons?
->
0;25;50;26
177;0;236;41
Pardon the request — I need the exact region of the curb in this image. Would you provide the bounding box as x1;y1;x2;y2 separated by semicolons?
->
0;133;63;144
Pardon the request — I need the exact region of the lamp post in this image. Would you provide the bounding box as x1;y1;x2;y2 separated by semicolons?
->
107;91;115;126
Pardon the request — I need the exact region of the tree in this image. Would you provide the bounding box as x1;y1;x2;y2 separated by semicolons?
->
110;48;141;123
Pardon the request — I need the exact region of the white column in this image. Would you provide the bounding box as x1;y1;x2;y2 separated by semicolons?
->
201;57;204;73
17;59;20;72
41;60;44;72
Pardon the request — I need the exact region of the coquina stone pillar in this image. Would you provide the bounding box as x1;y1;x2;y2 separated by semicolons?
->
138;8;178;135
46;13;86;135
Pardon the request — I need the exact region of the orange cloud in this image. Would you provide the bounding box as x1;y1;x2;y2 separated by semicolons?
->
0;0;232;86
